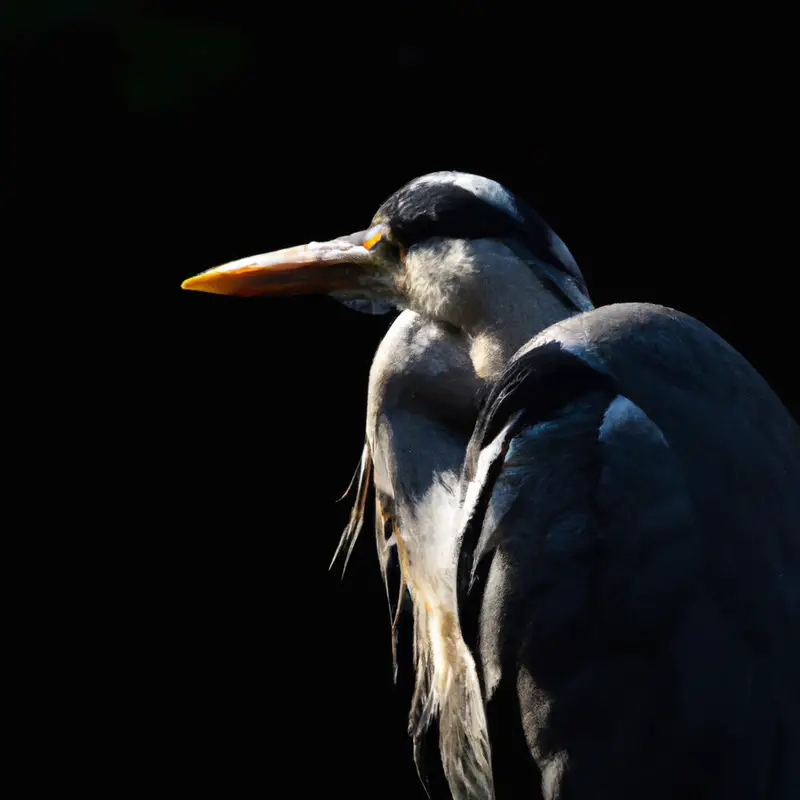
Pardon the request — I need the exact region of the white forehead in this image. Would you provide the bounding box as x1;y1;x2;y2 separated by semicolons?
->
409;171;522;222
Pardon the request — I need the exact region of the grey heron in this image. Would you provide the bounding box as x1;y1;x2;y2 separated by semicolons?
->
182;172;800;800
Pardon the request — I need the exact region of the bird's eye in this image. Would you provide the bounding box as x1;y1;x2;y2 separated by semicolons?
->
362;225;386;251
363;224;406;261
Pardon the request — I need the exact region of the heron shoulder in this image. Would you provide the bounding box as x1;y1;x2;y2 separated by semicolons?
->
454;333;799;797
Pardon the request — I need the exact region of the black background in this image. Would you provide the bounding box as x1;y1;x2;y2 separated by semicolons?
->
4;2;795;795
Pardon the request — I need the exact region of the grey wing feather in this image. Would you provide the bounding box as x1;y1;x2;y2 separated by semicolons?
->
457;305;800;800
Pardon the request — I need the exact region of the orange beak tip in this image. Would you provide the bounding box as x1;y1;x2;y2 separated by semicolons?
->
181;271;229;295
181;277;205;292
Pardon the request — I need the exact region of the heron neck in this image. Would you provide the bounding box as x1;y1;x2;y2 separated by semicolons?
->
403;239;577;382
465;275;573;382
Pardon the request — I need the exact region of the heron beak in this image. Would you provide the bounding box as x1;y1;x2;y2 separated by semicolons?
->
181;226;384;297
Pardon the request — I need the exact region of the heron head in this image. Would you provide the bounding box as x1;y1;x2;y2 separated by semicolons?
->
181;171;592;322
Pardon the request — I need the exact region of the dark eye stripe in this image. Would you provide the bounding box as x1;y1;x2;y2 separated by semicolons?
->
379;185;518;248
374;180;585;288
